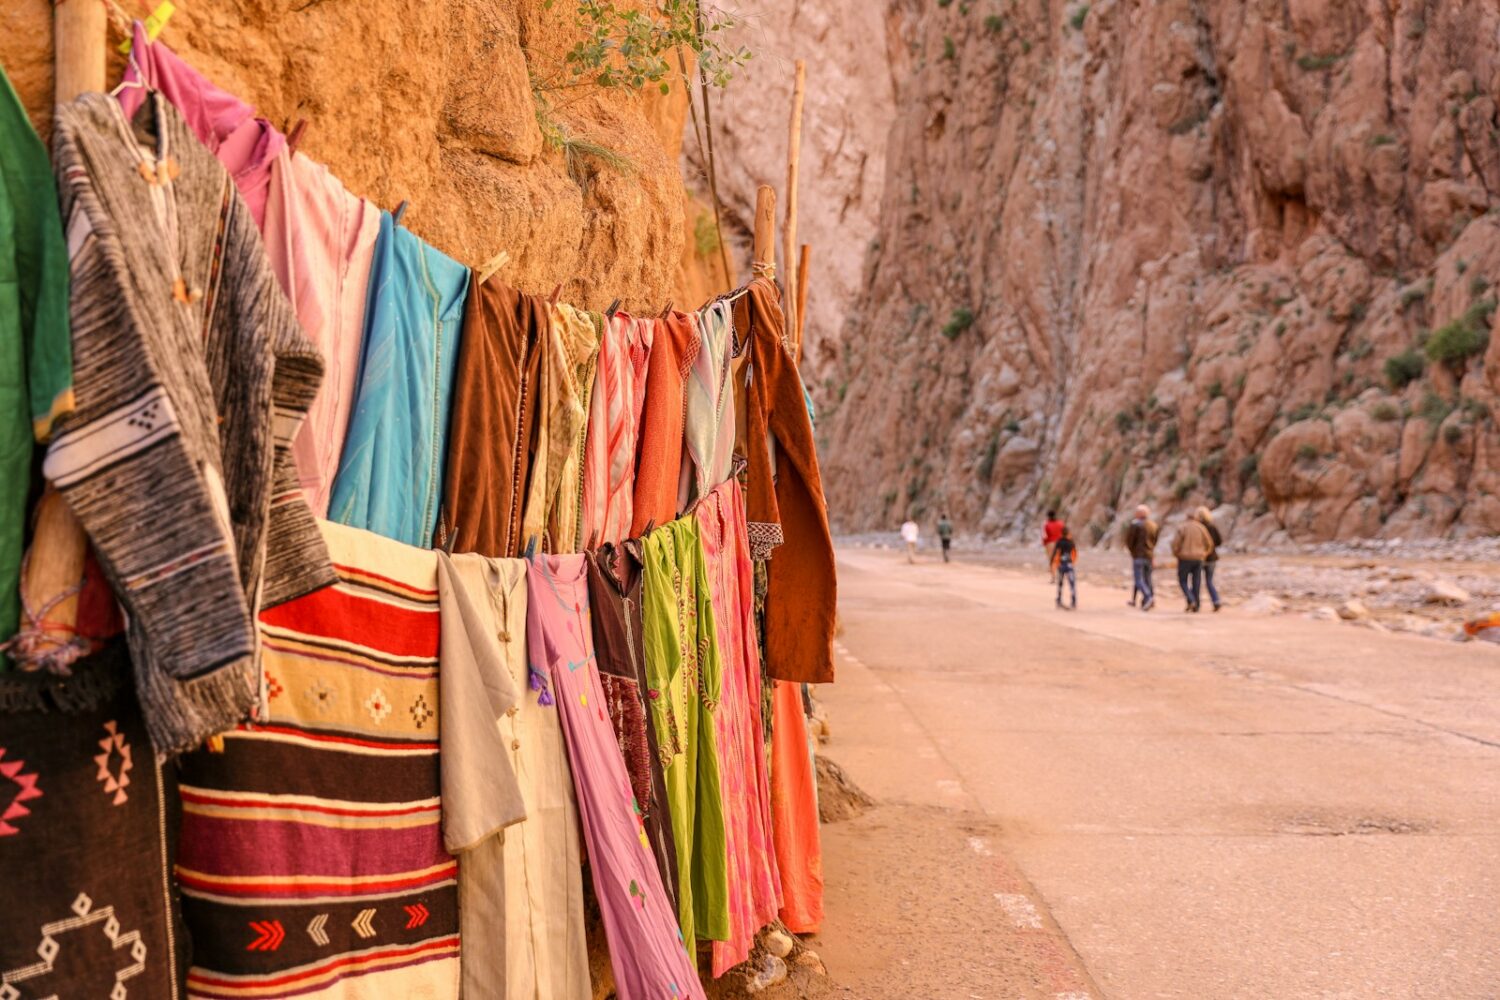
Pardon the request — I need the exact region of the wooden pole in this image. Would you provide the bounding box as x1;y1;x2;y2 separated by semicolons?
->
782;60;806;346
753;184;777;274
55;0;108;101
23;0;110;662
795;243;812;361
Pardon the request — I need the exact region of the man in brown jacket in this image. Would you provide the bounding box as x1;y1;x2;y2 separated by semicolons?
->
1123;505;1159;610
1171;514;1214;612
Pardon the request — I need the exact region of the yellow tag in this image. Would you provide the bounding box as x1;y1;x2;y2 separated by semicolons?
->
117;2;177;54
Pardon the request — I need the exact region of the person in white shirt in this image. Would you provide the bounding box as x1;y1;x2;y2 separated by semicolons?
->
900;518;920;563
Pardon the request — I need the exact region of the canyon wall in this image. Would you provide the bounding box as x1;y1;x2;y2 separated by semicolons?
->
820;0;1500;544
2;0;689;313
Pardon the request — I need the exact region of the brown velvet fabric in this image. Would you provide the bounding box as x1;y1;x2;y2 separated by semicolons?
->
630;312;699;537
733;278;837;685
440;278;550;557
585;540;681;915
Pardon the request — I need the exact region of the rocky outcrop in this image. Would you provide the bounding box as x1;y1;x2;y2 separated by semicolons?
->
681;1;899;380
4;1;689;312
821;0;1500;543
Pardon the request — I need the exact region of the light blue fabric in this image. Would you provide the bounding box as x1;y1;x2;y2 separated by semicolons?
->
329;213;469;547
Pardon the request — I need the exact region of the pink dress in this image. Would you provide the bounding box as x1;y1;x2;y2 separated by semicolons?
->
525;554;707;1000
696;481;782;976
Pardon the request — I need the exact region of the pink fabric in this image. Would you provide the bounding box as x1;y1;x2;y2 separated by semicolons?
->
581;314;651;547
696;481;781;977
120;22;285;226
264;152;382;516
526;555;706;1000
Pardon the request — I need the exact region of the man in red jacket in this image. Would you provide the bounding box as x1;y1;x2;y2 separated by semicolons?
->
1042;509;1064;582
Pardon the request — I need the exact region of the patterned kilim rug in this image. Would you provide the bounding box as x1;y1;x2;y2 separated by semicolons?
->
175;522;459;999
0;645;188;998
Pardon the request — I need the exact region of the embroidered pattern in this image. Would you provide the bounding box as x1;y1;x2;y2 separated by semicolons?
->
409;694;433;729
0;749;42;836
0;893;147;1000
307;679;335;714
93;722;133;807
363;689;392;724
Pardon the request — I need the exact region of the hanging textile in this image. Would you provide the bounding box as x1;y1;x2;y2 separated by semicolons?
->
581;313;650;548
631;312;700;536
264;152;381;518
734;277;837;684
585;540;680;915
526;554;708;1000
439;279;548;558
44;93;333;754
769;679;824;934
0;646;188;998
329;213;469;548
680;299;736;508
436;551;591;1000
119;23;284;227
0;67;72;649
519;302;597;552
175;522;459;999
640;517;729;953
696;480;781;976
545;303;602;553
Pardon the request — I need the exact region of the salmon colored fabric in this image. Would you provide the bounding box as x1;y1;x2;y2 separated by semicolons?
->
630;312;700;537
770;680;823;933
440;280;548;557
734;279;837;684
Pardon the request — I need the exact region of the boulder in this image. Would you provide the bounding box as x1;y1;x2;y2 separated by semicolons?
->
1241;592;1286;614
1424;579;1472;606
1337;599;1371;620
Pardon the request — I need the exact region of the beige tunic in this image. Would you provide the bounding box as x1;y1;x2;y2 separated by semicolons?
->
435;552;590;1000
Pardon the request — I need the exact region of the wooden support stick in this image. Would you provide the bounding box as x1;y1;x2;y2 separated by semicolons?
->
782;60;806;346
795;243;812;362
55;0;108;101
753;184;777;275
24;0;111;662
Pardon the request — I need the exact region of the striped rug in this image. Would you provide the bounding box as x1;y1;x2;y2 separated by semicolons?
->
176;521;458;999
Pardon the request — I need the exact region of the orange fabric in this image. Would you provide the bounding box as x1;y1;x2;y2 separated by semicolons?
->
770;680;823;933
630;312;699;537
734;279;837;684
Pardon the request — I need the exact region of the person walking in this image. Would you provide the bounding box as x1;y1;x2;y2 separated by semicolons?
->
1198;506;1224;612
1171;512;1214;612
1042;509;1064;582
937;513;954;563
901;517;920;564
1123;505;1159;611
1053;525;1078;610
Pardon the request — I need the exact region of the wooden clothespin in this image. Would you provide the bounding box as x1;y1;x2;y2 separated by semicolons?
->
523;535;539;560
659;300;674;319
586;530;600;551
393;200;410;228
477;249;511;286
643;519;657;536
605;298;622;318
549;283;563;305
287;119;309;155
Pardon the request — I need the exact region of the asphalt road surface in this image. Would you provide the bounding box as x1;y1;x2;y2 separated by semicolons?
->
812;546;1500;1000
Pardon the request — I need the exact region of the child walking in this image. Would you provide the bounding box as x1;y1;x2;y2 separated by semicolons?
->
1053;526;1078;610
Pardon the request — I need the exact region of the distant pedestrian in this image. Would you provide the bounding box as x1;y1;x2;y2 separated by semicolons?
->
1198;507;1224;612
1053;526;1078;610
1171;512;1214;612
937;513;954;563
901;517;920;563
1123;505;1159;611
1042;509;1064;582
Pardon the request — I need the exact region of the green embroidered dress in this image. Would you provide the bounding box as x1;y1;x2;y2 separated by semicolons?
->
641;516;730;952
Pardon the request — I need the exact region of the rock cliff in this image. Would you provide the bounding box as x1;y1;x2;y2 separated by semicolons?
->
820;0;1500;544
4;0;689;313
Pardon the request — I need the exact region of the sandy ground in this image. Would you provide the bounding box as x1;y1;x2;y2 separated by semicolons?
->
800;545;1500;1000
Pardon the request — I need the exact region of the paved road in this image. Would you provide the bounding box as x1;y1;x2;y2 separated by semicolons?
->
816;547;1500;1000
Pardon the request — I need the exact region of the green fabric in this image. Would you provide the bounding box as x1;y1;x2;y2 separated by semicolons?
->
0;68;73;648
937;517;953;540
641;517;730;953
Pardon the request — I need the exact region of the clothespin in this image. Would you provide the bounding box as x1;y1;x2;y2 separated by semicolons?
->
586;530;600;551
549;284;563;305
477;249;511;286
393;200;410;228
643;519;657;536
659;300;674;319
287;119;309;155
523;535;539;560
117;2;175;54
605;298;622;318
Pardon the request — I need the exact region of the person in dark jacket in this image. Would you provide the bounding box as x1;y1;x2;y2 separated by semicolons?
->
937;513;954;563
1052;526;1078;610
1123;505;1158;611
1198;506;1224;611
